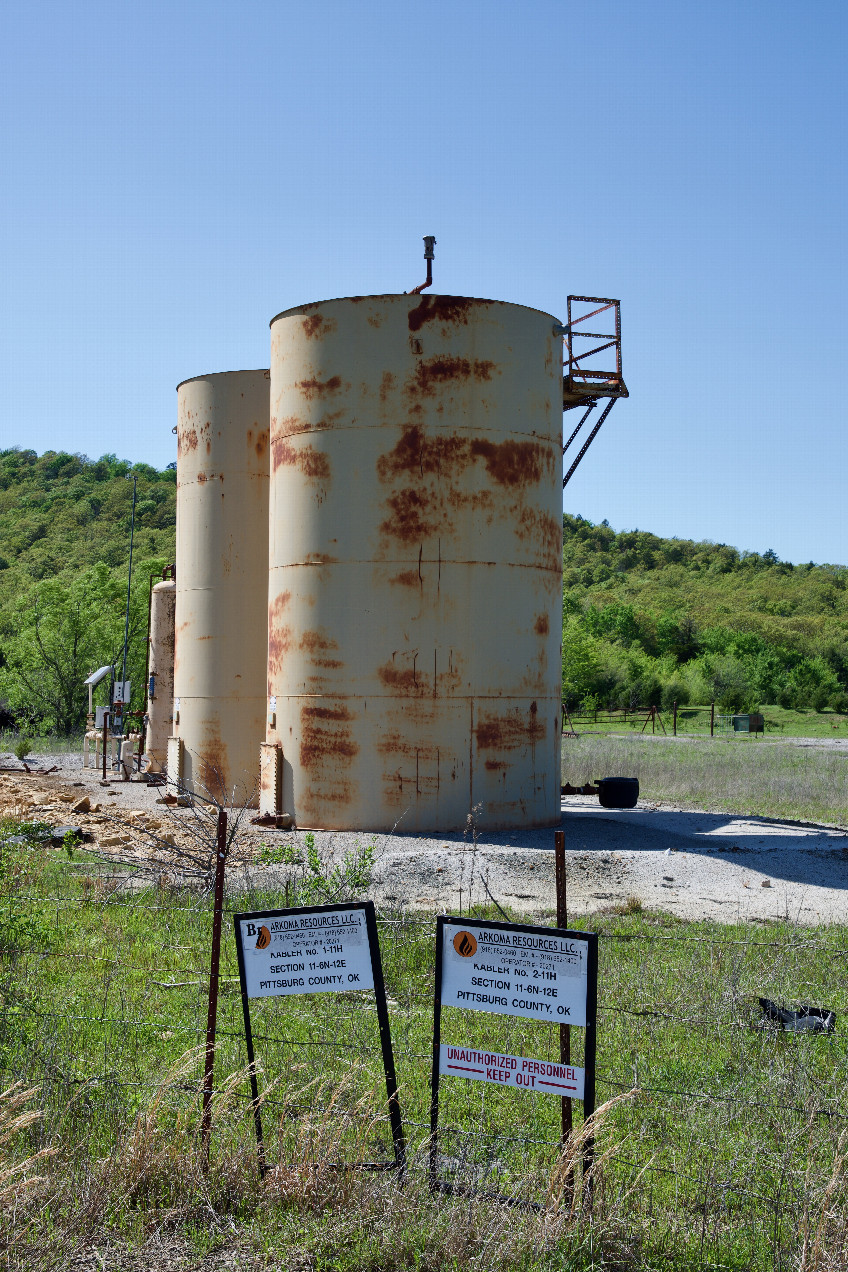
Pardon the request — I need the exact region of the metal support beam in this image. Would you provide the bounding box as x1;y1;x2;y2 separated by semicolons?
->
562;398;618;488
562;402;596;456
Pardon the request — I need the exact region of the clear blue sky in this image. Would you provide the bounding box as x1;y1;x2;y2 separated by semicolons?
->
1;0;845;564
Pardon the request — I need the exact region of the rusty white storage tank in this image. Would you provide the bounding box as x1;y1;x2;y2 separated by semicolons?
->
144;577;176;773
174;370;270;805
265;294;563;832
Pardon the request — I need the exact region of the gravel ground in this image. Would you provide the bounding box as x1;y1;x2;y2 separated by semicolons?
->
3;751;848;925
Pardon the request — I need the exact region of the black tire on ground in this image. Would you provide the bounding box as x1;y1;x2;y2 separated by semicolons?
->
596;776;639;809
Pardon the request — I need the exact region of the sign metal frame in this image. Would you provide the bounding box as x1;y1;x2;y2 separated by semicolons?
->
233;900;405;1178
429;914;598;1201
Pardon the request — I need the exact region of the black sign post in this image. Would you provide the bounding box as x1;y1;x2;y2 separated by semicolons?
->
234;900;405;1178
429;915;597;1201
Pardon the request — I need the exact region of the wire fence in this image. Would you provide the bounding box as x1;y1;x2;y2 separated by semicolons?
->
564;702;768;738
2;837;848;1268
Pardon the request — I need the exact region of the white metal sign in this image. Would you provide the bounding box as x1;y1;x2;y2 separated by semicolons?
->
441;919;589;1026
238;906;374;998
439;1044;585;1099
112;681;131;704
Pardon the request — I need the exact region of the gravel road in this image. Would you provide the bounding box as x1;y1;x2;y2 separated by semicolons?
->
3;750;847;925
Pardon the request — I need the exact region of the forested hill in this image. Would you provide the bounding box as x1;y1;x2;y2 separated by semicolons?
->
0;448;176;735
0;448;176;580
561;514;848;714
0;447;846;734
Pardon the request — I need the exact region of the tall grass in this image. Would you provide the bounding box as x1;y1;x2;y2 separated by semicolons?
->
4;820;848;1267
562;734;848;824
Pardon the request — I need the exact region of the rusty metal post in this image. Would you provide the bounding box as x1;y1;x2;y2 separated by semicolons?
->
554;830;572;1144
101;712;109;782
673;700;677;736
201;808;228;1166
710;701;715;737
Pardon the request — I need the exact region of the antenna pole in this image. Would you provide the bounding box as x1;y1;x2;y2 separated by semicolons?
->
119;474;137;727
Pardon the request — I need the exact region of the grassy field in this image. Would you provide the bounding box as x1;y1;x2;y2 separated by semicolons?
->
562;733;848;826
2;818;848;1270
566;704;848;740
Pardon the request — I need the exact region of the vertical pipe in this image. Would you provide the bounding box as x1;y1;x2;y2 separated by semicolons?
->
673;700;678;737
201;808;227;1166
554;830;572;1145
120;475;137;718
710;701;715;737
102;712;109;782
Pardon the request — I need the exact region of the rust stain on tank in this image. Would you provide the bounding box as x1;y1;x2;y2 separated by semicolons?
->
302;314;337;339
534;614;549;636
296;375;343;400
407;295;476;333
275;415;306;438
299;701;359;771
407;357;496;398
469;438;551;487
302;703;353;722
313;408;345;431
377;658;432;695
379;488;440;543
300;629;343;668
379;371;396;403
515;508;563;565
272;438;331;479
197;725;229;800
485;759;509;771
475;707;545;750
389;570;421;588
376;730;415;758
377;424;468;482
254;430;269;459
302;781;357;810
196;472;207;484
178;427;198;457
267;591;293;677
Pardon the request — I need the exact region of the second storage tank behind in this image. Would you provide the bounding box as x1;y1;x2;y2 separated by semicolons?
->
174;370;270;804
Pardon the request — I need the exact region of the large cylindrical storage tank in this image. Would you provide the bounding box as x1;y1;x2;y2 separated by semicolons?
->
175;370;270;804
267;294;562;832
145;578;176;773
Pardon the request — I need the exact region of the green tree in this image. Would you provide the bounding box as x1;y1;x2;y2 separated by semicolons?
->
0;563;155;735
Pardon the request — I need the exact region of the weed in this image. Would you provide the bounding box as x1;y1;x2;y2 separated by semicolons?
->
258;832;377;907
609;895;643;916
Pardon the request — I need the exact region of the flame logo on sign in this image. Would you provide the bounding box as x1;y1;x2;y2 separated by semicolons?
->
255;925;271;950
453;931;477;957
